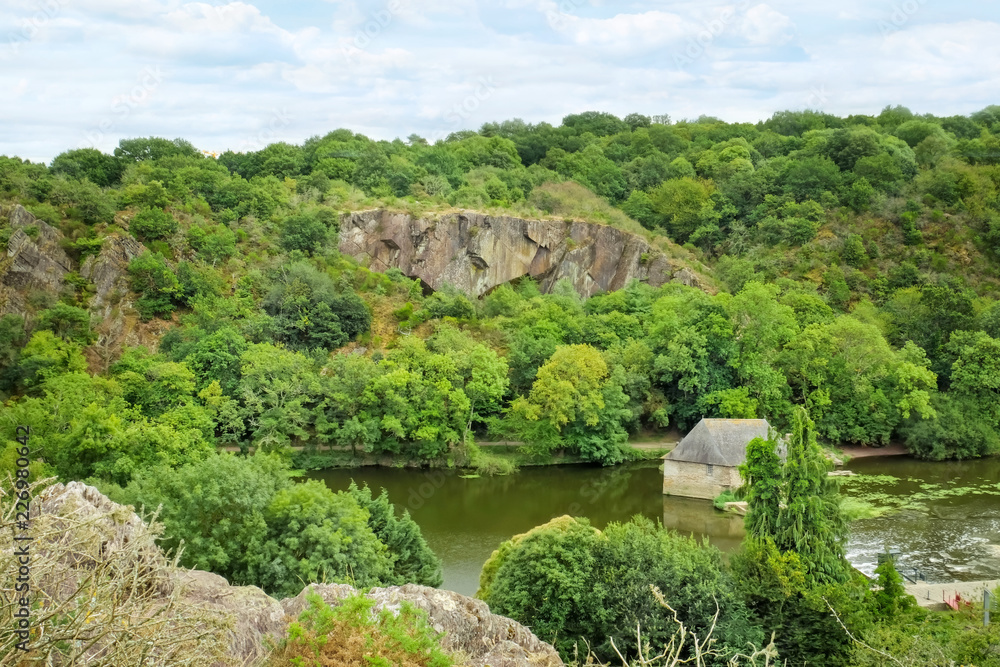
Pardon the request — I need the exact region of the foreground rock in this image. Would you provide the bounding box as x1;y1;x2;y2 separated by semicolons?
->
282;583;564;667
340;209;705;298
5;482;562;666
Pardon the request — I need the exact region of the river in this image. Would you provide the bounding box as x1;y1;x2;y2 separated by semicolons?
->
310;455;1000;597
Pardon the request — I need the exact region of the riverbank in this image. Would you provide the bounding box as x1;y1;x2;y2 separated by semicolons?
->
839;443;909;459
226;441;674;474
905;579;1000;610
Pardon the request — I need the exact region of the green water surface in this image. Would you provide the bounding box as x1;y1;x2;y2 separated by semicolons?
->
311;455;1000;596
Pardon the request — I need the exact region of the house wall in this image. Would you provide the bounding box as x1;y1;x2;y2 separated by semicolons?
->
662;460;742;500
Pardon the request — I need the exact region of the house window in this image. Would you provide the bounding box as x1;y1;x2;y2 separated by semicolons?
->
706;464;714;477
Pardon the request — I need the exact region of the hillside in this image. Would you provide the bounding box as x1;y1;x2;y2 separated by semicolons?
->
1;107;1000;480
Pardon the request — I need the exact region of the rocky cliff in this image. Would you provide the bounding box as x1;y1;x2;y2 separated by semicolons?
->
0;205;74;315
5;481;563;667
340;209;704;298
0;205;162;362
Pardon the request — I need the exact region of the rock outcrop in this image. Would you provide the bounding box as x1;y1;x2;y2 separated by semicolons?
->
340;209;696;298
0;205;73;314
80;233;145;319
8;482;563;667
282;583;563;667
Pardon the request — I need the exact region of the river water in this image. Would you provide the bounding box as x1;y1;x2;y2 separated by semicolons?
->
310;456;1000;597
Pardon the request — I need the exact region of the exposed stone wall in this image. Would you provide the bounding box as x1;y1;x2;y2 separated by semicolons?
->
339;209;706;298
662;460;742;500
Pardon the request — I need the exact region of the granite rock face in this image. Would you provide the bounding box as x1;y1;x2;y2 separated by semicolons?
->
0;205;73;314
80;233;145;320
340;209;682;298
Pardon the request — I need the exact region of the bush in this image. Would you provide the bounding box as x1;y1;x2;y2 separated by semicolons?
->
36;303;93;344
130;207;178;241
128;251;179;320
264;262;372;350
268;591;454;667
479;515;760;663
280;212;329;254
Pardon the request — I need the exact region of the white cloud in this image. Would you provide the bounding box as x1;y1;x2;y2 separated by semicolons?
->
739;4;794;46
0;0;997;161
559;11;693;51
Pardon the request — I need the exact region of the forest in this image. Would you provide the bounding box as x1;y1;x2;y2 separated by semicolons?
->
3;105;1000;664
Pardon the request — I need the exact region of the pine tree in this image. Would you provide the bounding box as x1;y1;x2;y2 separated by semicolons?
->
873;554;912;617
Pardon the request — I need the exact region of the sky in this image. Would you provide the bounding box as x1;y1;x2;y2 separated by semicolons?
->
1;0;998;162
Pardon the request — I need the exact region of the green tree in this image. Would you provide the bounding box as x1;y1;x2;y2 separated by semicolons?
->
731;537;863;667
346;482;443;588
508;344;630;465
130;207;178;242
187;223;237;264
360;338;471;459
128;251;179;320
280;212;329;255
479;516;600;657
774;408;849;584
648;177;719;242
481;516;760;663
50;147;124;187
238;343;321;450
316;353;382;456
16;331;88;389
251;480;393;598
112;453;291;583
842;233;867;267
263;262;371;351
739;435;783;539
36;303;93;344
873;555;912;618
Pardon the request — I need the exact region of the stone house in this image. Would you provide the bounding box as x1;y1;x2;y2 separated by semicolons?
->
662;418;775;500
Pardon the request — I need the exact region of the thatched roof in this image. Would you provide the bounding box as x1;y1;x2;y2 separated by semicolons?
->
666;418;773;467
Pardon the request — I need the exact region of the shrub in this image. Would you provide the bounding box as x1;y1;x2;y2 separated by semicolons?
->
130;207;178;241
479;515;760;663
280;212;329;255
268;591;455;667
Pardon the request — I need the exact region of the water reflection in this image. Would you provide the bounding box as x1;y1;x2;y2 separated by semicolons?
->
663;496;744;554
